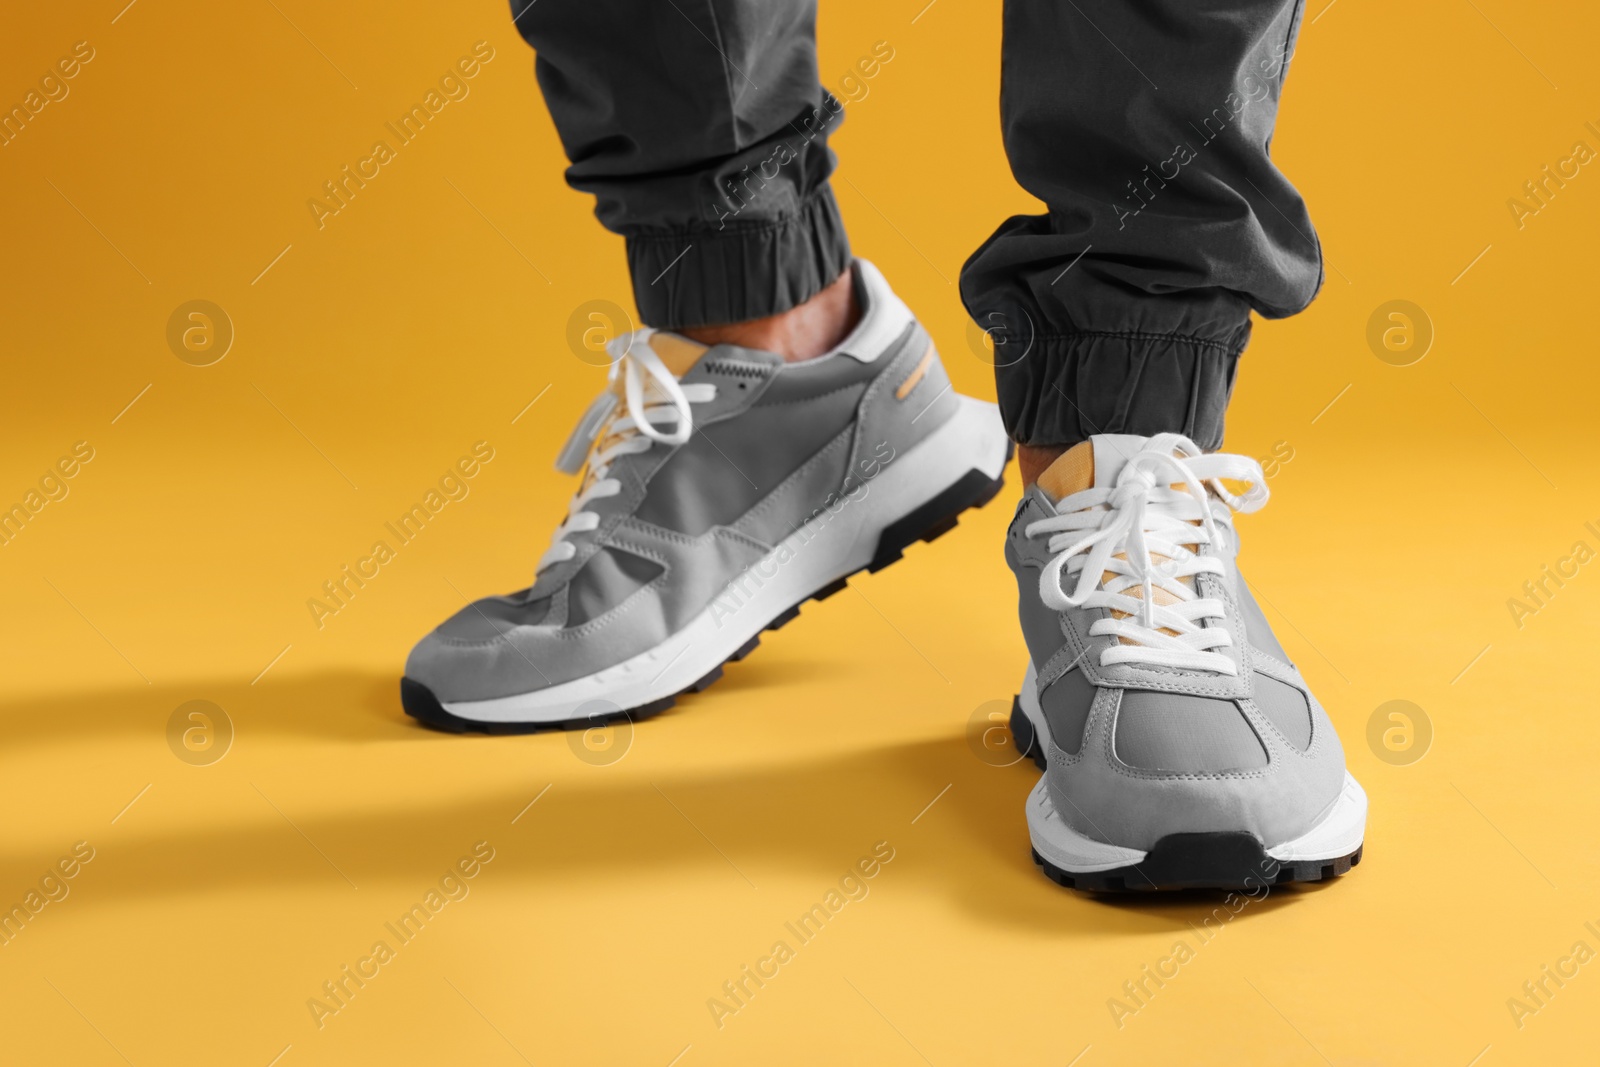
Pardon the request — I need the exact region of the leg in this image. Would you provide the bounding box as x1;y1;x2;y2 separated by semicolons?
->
402;2;1015;731
962;0;1320;480
512;0;852;333
991;3;1364;892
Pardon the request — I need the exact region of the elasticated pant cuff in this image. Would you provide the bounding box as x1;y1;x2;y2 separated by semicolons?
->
624;185;852;330
998;327;1249;449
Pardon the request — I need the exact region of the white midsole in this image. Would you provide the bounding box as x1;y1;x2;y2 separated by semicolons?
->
1017;661;1367;872
1018;662;1150;871
443;395;1010;723
1266;774;1367;863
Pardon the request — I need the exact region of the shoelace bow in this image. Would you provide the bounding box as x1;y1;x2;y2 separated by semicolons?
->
1024;434;1268;675
539;329;716;572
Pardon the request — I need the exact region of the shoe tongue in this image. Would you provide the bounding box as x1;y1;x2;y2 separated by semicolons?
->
1035;434;1200;631
570;330;708;479
645;331;710;378
1035;434;1152;503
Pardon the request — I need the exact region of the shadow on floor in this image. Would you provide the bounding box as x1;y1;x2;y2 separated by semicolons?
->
0;669;1330;937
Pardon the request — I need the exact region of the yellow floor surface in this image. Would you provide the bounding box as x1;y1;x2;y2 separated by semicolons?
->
3;1;1598;1064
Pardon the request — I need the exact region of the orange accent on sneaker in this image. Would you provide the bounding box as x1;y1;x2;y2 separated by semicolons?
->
1036;439;1193;640
648;332;710;377
894;342;934;400
1035;440;1096;502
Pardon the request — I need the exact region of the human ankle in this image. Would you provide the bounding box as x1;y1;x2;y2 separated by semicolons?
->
679;267;859;363
1018;443;1073;488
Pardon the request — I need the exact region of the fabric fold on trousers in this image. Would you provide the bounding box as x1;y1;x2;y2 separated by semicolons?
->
626;183;851;329
961;0;1321;447
513;0;851;329
515;0;1325;443
996;328;1248;452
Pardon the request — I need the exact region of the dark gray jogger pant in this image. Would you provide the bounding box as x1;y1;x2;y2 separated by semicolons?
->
511;0;1321;448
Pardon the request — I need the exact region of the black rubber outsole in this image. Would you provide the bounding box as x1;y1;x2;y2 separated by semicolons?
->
1009;698;1364;892
402;456;1012;735
1030;839;1364;894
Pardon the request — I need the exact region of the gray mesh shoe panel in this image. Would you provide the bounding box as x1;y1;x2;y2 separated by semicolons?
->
565;546;664;628
1041;667;1096;756
1251;671;1313;751
634;379;867;536
1113;691;1268;772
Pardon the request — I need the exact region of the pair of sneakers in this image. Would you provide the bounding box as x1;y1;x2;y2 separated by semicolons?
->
402;261;1365;892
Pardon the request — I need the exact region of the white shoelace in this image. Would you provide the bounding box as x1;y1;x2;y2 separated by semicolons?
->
539;329;716;573
1025;434;1268;675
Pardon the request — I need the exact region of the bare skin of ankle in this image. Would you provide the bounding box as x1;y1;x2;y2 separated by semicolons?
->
1017;444;1071;488
680;268;859;363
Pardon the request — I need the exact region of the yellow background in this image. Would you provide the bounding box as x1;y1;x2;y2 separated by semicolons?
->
2;0;1597;1063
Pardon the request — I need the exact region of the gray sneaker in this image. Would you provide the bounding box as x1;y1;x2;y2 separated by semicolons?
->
1005;433;1365;891
403;260;1011;731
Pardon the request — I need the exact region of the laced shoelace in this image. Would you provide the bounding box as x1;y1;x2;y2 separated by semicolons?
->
539;329;716;573
1024;433;1269;675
